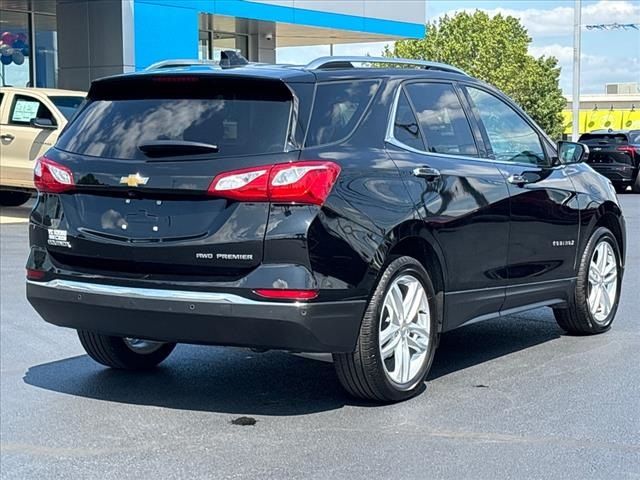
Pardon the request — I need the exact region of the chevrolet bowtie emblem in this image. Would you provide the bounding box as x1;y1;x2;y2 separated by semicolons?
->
119;173;149;187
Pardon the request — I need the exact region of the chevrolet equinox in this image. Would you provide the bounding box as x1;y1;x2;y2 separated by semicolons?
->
26;56;626;402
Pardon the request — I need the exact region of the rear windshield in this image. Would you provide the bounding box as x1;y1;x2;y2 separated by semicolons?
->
579;133;628;144
50;96;85;120
56;76;292;160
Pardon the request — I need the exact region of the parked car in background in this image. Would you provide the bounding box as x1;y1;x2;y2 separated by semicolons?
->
0;87;86;206
26;56;626;402
579;130;640;193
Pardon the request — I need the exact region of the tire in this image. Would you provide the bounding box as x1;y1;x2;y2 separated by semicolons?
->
0;191;31;207
632;173;640;193
553;227;622;335
78;330;176;369
333;256;438;402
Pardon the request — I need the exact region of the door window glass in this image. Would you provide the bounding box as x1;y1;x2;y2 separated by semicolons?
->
393;89;425;150
405;83;478;156
9;95;55;125
467;87;546;166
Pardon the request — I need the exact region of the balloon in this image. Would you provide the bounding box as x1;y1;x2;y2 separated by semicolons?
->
21;47;30;57
12;50;24;65
1;32;16;45
1;55;12;66
0;44;10;56
12;39;25;50
16;33;27;43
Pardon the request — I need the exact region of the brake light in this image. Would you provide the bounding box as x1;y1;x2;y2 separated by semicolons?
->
26;268;45;280
254;289;319;301
208;161;340;205
34;157;74;193
617;146;636;157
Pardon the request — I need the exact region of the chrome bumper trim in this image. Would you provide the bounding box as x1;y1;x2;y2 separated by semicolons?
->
27;279;295;306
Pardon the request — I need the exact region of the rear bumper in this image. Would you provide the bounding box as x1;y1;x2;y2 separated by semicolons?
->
589;165;637;183
27;280;366;353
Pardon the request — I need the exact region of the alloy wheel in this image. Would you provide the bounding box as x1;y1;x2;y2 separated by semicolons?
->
123;337;166;355
587;240;618;324
378;274;430;386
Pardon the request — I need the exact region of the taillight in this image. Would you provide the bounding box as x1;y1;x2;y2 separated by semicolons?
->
34;156;74;193
617;146;636;158
208;161;340;205
26;268;45;280
254;289;319;301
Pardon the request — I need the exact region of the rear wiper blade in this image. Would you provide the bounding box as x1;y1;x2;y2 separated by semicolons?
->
138;140;219;158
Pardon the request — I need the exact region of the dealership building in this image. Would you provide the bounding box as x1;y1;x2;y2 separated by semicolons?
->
0;0;425;90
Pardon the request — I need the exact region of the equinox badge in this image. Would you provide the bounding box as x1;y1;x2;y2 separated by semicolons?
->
120;173;149;187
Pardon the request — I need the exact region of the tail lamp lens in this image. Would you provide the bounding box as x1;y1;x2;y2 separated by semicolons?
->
34;157;74;193
254;289;319;301
617;146;636;157
26;268;45;280
208;161;340;205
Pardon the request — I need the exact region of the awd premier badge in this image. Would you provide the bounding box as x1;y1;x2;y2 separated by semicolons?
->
47;229;71;248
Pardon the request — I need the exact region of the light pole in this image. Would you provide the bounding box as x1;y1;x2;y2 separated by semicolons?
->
572;0;582;141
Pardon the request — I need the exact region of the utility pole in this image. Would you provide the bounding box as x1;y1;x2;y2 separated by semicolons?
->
572;0;582;141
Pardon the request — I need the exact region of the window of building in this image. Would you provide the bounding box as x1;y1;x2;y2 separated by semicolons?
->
0;11;30;87
466;87;546;166
393;89;425;151
198;14;249;61
0;2;57;88
34;13;58;87
405;83;478;157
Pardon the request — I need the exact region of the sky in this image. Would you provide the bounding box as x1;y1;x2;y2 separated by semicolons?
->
276;0;640;95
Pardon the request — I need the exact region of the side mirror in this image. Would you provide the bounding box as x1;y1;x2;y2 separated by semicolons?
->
557;141;589;164
30;117;57;130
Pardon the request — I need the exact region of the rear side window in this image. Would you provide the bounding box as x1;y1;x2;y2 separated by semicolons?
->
393;90;425;150
57;76;293;160
305;80;379;147
404;83;478;157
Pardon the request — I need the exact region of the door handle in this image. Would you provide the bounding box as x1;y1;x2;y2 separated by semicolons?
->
0;133;15;141
412;167;441;180
507;173;530;185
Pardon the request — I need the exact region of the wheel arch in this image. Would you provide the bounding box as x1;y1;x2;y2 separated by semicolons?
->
372;220;447;332
582;201;625;269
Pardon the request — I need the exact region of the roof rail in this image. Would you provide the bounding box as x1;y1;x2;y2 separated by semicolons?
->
305;56;468;76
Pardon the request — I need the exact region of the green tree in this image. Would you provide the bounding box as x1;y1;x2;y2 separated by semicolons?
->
384;11;566;139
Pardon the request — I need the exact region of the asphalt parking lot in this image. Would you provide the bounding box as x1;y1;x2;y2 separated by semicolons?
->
1;196;638;480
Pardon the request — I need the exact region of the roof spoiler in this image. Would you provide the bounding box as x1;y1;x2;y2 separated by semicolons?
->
145;50;250;71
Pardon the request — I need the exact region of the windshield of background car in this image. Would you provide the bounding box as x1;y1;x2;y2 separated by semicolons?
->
55;76;293;160
50;96;85;120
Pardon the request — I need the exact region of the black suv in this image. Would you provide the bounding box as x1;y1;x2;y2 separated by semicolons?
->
27;56;626;402
579;130;640;193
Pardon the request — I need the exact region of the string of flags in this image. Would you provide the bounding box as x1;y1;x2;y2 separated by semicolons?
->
585;23;639;31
